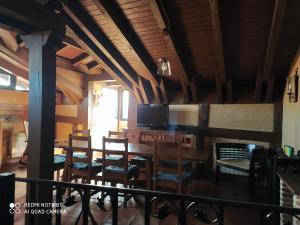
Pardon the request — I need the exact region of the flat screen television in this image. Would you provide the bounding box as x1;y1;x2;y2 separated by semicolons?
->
137;104;169;128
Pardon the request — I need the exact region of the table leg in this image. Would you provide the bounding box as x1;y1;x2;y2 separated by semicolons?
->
146;158;152;190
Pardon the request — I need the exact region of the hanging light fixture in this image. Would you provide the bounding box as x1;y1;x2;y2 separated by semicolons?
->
157;57;171;76
156;0;171;77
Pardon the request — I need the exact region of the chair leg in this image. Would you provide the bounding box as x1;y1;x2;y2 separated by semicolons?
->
214;165;220;184
124;179;128;208
249;171;255;194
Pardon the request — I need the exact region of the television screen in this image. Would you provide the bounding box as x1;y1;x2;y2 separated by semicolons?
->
137;104;169;128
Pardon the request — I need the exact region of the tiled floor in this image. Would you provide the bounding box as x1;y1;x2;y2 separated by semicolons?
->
1;163;270;225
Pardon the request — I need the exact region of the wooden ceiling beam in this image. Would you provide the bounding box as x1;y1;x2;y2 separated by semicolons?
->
63;1;140;88
208;0;231;103
87;72;114;82
263;0;288;102
72;53;90;66
94;0;162;103
148;0;191;103
63;14;133;89
159;78;168;104
0;0;65;38
254;67;263;102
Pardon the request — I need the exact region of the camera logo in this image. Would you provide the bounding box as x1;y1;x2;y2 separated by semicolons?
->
9;203;21;214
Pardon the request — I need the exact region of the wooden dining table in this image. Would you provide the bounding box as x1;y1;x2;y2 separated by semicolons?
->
55;140;210;189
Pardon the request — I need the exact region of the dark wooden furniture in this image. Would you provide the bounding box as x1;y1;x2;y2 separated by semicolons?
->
213;143;265;192
153;140;191;194
102;137;139;205
72;129;90;137
108;130;125;138
67;134;102;184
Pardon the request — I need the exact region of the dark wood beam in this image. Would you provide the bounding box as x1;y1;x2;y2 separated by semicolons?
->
149;0;191;103
226;79;233;103
139;77;155;104
92;0;160;86
63;36;83;51
22;30;62;225
198;127;281;144
63;1;140;87
63;13;133;90
86;60;99;70
215;76;224;103
254;67;263;102
263;0;288;102
0;0;65;38
72;52;90;66
190;78;198;103
159;78;169;104
208;0;230;103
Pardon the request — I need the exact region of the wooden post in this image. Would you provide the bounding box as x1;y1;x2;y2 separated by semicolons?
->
0;120;3;170
0;173;15;225
21;31;63;225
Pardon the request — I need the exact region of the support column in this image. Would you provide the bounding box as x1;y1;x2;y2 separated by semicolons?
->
21;31;63;225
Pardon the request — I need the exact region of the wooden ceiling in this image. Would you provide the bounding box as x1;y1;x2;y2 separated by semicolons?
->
0;0;299;104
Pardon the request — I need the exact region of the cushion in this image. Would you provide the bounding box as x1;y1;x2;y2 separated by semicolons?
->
73;153;87;159
71;161;102;170
106;155;124;161
153;172;191;183
163;160;192;171
104;165;139;178
53;155;66;165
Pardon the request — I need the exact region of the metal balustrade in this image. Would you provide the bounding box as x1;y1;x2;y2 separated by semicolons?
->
1;172;300;225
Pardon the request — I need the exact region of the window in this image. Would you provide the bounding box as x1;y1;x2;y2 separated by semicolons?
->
101;87;118;118
16;77;29;91
122;90;129;120
0;73;11;86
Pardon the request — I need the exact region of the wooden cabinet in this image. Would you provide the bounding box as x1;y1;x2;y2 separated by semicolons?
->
124;129;195;147
126;130;140;143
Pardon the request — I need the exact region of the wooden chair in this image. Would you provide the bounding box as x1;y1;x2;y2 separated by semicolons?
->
72;129;90;137
213;143;265;192
108;130;125;138
164;134;194;171
153;140;191;194
129;133;159;189
68;134;102;184
102;137;139;205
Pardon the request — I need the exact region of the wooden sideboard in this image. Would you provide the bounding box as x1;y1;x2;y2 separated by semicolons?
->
124;129;196;147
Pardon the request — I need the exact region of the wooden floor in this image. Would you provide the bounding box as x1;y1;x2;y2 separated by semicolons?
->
1;163;269;225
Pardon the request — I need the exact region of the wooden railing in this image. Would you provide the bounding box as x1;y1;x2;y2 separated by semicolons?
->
0;173;300;225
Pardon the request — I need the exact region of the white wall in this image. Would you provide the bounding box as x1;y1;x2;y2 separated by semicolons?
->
282;51;300;151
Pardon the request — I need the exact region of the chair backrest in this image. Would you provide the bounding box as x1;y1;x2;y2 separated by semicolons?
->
140;131;161;144
176;134;194;148
68;134;92;169
108;130;125;138
214;143;264;160
72;129;91;137
153;140;183;177
23;121;29;140
102;136;128;170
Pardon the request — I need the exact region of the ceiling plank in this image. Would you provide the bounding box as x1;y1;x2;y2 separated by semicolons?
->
63;1;140;88
263;0;288;102
0;28;18;52
93;0;160;87
148;0;191;103
87;60;99;70
208;0;231;102
86;73;114;82
63;13;133;90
